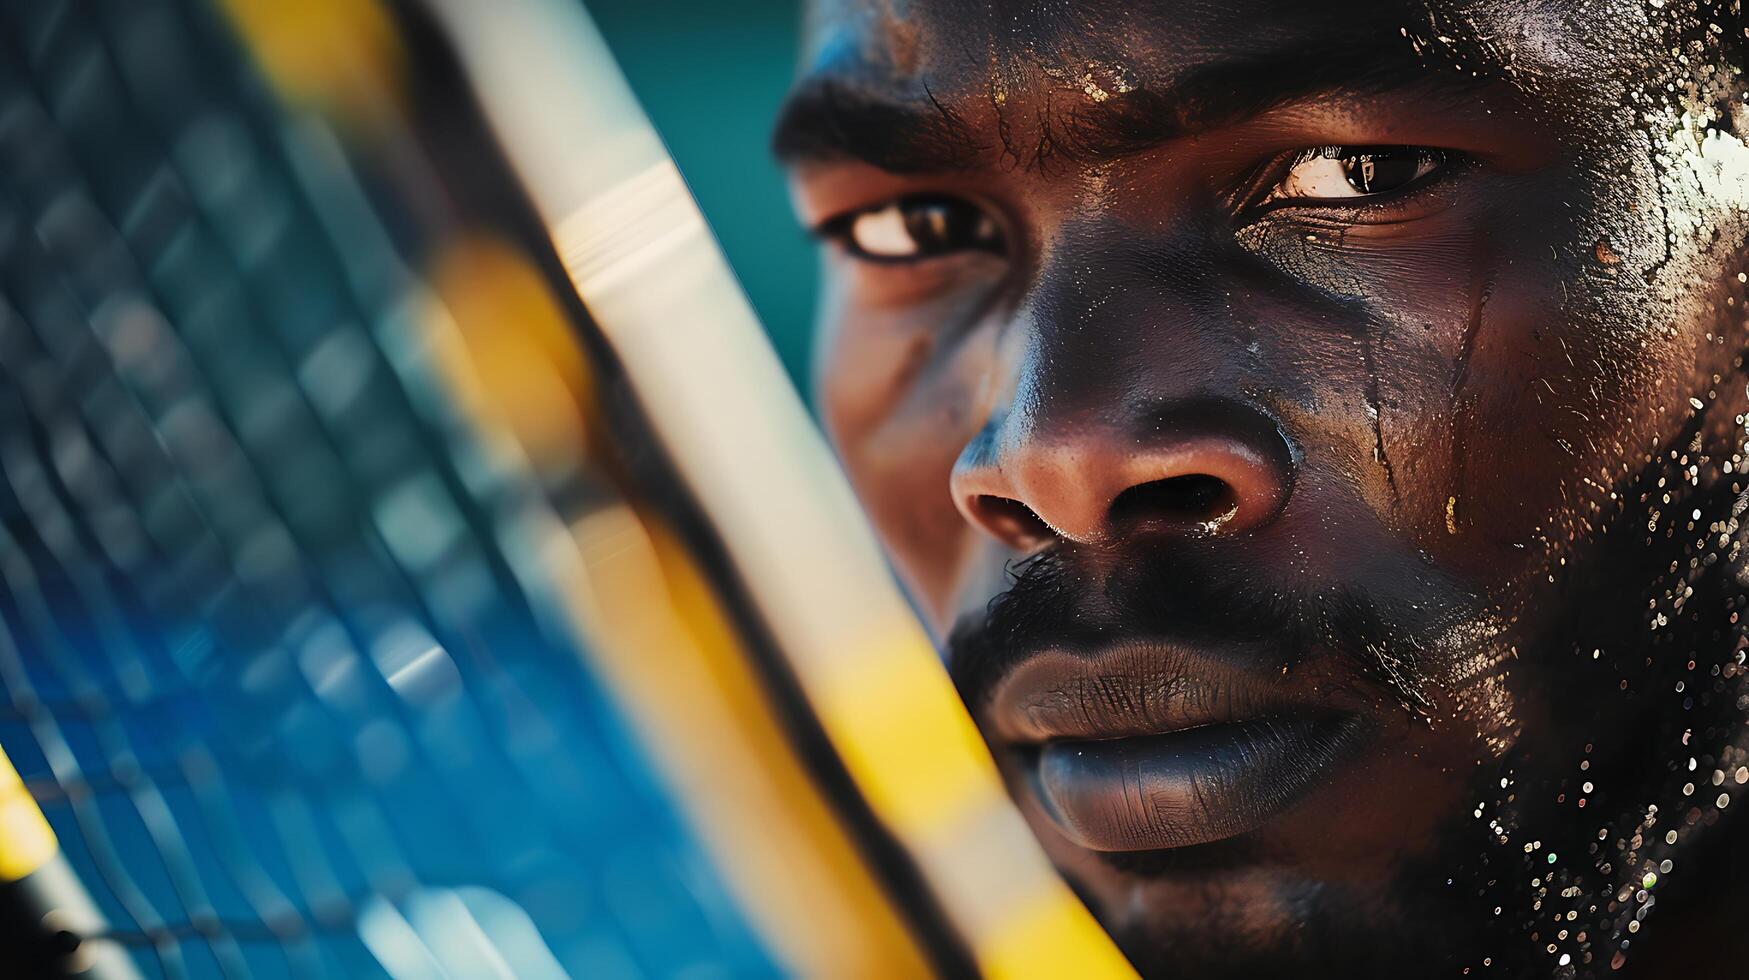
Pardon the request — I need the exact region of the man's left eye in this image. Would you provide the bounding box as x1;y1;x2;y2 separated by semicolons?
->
1270;146;1448;202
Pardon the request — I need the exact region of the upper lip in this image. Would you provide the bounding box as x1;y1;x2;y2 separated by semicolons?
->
986;638;1301;745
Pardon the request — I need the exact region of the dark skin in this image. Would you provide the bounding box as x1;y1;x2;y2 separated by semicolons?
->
777;1;1749;976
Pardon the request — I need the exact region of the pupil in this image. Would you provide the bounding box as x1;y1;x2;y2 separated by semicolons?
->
1341;149;1424;194
899;200;1002;256
905;203;954;252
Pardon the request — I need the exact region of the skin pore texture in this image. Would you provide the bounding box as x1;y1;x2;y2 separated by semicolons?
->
777;1;1749;976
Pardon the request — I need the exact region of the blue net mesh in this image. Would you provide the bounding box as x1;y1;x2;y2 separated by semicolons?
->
0;0;778;975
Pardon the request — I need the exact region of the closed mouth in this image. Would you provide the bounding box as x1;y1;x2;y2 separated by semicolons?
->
987;642;1375;852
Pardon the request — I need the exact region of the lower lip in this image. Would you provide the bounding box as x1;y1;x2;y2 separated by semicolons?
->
1027;712;1368;852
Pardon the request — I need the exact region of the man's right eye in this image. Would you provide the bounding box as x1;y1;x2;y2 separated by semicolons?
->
819;196;1005;262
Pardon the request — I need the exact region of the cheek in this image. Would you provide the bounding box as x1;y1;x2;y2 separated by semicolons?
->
1444;225;1742;603
1372;211;1730;600
817;285;1000;629
1239;208;1513;555
1241;182;1718;592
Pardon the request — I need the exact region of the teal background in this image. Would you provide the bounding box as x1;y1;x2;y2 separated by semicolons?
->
589;0;817;396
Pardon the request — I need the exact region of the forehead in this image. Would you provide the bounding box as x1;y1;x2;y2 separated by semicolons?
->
779;1;1663;177
798;0;1612;98
809;0;1411;62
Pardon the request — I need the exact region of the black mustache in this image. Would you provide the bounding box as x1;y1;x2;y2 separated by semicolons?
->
945;542;1432;715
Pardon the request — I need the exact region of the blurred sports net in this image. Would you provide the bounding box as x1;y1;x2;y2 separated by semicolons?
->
0;0;791;975
0;0;1135;977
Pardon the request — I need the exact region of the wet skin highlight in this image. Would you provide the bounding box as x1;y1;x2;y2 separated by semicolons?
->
779;1;1749;976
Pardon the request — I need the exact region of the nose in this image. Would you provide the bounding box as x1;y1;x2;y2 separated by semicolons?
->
951;398;1294;550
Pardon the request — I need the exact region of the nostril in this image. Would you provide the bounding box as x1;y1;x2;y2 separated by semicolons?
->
1109;474;1238;532
973;494;1056;549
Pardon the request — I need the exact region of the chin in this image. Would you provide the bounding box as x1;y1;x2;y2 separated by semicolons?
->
1008;758;1492;977
1093;873;1466;980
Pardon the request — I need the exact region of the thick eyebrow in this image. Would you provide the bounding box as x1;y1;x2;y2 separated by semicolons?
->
771;76;985;173
773;41;1496;174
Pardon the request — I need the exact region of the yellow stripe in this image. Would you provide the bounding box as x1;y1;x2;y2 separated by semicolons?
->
0;747;56;881
214;0;405;126
819;630;998;835
980;891;1137;980
820;635;1136;978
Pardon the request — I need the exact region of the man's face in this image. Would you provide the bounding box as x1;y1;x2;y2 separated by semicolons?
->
779;1;1749;975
